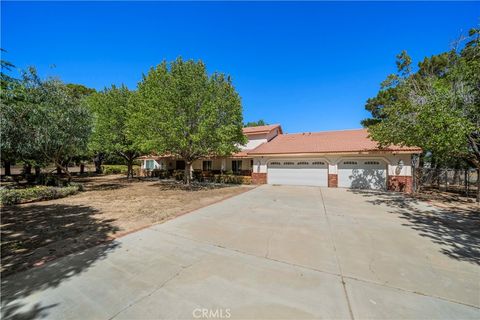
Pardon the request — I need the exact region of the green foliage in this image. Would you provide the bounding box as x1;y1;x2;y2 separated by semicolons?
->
363;28;480;169
244;119;267;127
129;58;246;184
86;85;140;178
0;184;83;206
66;83;96;99
102;164;140;175
0;67;92;177
213;174;251;184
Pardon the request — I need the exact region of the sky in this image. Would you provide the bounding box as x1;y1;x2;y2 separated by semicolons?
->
2;1;479;133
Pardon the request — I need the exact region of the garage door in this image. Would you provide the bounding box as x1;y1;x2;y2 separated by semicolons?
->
338;159;386;190
267;160;328;187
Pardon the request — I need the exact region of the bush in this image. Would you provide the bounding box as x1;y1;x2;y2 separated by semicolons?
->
173;170;184;181
151;169;170;179
0;183;83;206
213;174;251;185
102;165;140;175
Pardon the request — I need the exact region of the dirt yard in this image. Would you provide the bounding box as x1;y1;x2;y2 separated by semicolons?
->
1;175;253;276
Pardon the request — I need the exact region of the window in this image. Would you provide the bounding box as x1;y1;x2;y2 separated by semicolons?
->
145;160;154;170
283;161;295;165
312;161;325;165
297;161;309;165
270;161;281;165
343;161;357;165
203;160;212;171
232;160;242;173
365;161;380;165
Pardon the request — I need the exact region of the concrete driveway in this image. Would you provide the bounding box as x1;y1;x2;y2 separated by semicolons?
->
2;185;479;319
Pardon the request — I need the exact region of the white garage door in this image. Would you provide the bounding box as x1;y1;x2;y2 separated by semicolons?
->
338;159;386;190
268;160;328;187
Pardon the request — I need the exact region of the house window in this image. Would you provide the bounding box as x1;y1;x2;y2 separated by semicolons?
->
365;161;380;165
270;161;281;165
145;160;155;170
312;161;325;165
283;161;295;165
297;161;309;165
232;160;242;173
343;161;357;165
203;160;212;171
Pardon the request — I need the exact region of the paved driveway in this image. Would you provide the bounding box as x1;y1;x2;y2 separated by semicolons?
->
2;186;479;319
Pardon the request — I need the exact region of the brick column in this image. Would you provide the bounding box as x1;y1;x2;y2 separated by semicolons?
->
387;176;413;193
328;174;338;188
251;172;267;184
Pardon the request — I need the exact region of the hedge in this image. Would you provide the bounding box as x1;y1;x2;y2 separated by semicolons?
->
0;183;84;206
102;165;140;175
213;174;252;185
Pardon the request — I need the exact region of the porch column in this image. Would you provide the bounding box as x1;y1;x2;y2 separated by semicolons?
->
221;159;226;172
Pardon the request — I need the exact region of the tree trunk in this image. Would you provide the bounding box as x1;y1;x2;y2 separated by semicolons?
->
477;168;480;203
24;163;32;175
127;160;133;179
80;163;85;174
184;161;192;186
3;160;11;176
56;166;62;174
35;165;41;177
94;153;104;174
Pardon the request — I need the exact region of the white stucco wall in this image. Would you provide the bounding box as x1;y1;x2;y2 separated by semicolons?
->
252;153;414;176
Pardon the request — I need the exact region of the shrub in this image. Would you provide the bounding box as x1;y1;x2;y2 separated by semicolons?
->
102;165;140;175
0;183;83;206
149;169;170;179
213;174;251;185
173;170;184;181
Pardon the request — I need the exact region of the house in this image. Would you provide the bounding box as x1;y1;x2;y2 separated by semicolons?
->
140;124;421;192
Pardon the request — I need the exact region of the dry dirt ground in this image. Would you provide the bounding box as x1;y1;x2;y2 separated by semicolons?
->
1;175;253;276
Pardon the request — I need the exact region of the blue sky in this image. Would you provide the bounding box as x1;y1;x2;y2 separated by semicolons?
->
2;2;478;133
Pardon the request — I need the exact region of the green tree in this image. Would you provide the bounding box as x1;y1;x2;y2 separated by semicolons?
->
129;58;246;185
28;70;92;182
363;28;480;200
244;119;267;127
87;85;140;178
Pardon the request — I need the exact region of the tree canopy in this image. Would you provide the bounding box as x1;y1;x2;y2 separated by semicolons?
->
244;119;267;127
86;85;140;178
362;28;479;169
0;67;92;181
129;58;246;184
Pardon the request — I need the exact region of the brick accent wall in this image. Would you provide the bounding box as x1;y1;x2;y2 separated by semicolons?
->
251;172;267;184
387;175;413;193
328;174;338;188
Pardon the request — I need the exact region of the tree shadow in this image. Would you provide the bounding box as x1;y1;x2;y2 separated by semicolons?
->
349;190;480;265
349;168;386;190
1;203;119;320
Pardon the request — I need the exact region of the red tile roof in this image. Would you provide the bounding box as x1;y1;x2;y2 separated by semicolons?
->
248;129;421;155
243;124;282;135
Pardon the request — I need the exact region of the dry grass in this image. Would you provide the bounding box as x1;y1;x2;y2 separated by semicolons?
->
1;175;253;276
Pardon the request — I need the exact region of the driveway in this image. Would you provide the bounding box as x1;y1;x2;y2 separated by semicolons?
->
2;186;479;319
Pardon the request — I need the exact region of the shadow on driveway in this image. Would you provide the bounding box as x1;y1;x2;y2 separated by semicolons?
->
349;190;480;265
1;203;119;320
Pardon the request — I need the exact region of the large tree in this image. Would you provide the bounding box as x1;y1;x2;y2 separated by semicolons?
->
87;85;140;178
129;58;246;185
362;28;480;200
1;67;92;182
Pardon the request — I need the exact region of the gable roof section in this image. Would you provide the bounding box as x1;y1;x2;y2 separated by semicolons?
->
243;124;282;135
248;129;421;155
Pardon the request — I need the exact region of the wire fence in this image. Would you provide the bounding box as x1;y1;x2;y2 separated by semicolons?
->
415;168;479;197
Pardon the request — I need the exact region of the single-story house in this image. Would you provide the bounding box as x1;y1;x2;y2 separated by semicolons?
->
140;124;421;193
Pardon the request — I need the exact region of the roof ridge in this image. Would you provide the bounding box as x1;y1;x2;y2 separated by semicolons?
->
281;128;367;136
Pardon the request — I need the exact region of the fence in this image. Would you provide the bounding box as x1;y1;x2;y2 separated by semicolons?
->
415;168;479;197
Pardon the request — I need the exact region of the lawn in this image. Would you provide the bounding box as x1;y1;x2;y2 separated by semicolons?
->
1;175;253;276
